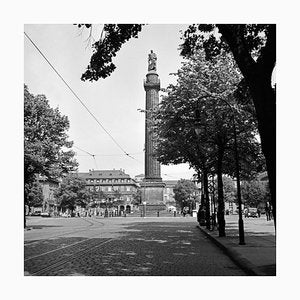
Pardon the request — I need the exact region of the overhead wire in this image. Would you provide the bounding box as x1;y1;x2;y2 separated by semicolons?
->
24;31;136;161
73;146;98;169
24;32;191;181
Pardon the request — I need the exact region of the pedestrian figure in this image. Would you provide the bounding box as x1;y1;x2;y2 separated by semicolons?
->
265;202;270;221
269;204;273;220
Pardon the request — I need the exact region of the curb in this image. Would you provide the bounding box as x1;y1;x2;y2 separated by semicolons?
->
197;225;261;276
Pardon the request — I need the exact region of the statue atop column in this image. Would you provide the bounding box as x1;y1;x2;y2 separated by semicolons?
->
148;50;157;72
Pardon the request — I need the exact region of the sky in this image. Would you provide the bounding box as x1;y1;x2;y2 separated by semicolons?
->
24;24;196;180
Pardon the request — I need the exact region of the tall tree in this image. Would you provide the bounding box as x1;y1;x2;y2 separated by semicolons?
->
173;179;197;212
153;50;261;236
25;180;44;214
24;85;78;225
222;176;236;204
241;180;270;208
181;24;276;223
54;176;90;213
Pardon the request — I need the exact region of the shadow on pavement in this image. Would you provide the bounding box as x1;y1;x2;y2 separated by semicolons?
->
25;221;247;276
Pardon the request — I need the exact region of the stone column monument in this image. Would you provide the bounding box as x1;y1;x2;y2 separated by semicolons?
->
140;50;166;213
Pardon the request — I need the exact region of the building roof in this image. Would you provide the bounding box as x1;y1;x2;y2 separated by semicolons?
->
135;174;144;178
73;169;131;179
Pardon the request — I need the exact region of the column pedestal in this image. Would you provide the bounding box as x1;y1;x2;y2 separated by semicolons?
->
140;181;166;212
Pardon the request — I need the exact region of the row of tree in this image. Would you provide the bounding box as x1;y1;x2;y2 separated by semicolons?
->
151;50;265;236
172;177;270;217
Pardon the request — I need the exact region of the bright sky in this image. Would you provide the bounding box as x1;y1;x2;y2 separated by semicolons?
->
24;24;196;180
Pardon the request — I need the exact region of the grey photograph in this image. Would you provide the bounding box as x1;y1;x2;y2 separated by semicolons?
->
24;24;276;277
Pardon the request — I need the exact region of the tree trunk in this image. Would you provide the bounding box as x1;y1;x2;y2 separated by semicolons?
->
217;25;276;226
24;204;28;228
202;169;211;229
247;77;276;225
217;147;226;237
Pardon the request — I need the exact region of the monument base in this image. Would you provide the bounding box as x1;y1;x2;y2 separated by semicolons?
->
140;181;166;212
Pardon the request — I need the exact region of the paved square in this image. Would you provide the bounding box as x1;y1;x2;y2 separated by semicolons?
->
24;216;247;276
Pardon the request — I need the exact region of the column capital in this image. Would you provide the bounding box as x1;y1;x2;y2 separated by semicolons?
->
144;71;160;91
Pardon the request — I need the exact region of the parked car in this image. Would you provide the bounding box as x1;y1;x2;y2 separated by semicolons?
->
245;207;258;218
31;211;41;216
41;212;51;217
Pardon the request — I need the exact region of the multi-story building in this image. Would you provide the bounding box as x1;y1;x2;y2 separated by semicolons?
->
76;169;139;213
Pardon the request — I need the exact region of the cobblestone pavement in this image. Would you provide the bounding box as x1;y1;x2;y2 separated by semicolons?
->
24;216;247;276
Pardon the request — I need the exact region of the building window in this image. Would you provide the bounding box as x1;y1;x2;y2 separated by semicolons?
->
90;179;94;183
126;186;130;192
108;186;112;192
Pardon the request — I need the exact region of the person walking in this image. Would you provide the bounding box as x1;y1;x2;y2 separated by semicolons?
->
265;202;270;221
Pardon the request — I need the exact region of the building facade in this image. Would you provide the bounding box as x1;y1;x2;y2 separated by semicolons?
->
76;169;139;213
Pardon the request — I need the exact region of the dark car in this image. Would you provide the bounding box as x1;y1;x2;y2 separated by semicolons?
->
245;208;258;218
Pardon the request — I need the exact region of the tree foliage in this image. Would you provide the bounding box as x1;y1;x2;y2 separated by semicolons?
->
180;24;276;222
180;24;269;61
25;180;44;210
78;24;143;81
153;50;261;177
173;179;197;210
24;85;78;224
241;180;270;208
152;50;263;236
24;85;78;189
54;176;90;211
221;176;236;203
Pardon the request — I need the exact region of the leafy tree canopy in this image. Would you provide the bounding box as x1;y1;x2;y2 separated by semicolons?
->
77;24;143;81
24;85;78;187
55;175;91;211
25;180;44;209
241;179;270;208
180;24;269;62
173;179;197;209
153;50;262;179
